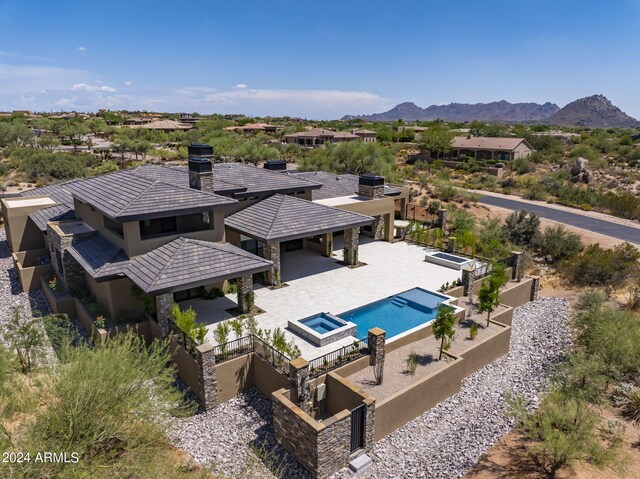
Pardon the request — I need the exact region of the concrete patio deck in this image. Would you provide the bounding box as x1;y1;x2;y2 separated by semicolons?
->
184;238;461;360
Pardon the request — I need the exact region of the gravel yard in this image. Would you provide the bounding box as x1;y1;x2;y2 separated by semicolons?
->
171;297;570;479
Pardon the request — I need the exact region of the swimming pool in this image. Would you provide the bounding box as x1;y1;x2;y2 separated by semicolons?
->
288;313;357;347
338;288;452;340
301;313;345;334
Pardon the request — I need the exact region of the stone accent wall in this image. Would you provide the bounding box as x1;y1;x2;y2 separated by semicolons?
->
510;251;524;282
368;327;386;385
236;274;254;313
373;215;385;240
364;400;376;451
437;208;448;233
196;342;218;410
343;227;359;266
530;275;540;301
357;183;384;199
316;411;351;479
46;224;92;295
461;266;476;300
263;242;281;287
290;357;312;414
155;293;173;338
188;170;214;193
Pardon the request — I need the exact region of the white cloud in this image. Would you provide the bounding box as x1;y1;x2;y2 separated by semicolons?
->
78;46;87;52
233;83;247;89
71;82;117;93
124;81;132;87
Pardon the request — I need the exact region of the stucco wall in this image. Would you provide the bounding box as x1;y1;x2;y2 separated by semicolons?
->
13;249;52;292
169;337;203;402
215;354;253;403
375;352;464;440
499;277;534;308
251;354;291;397
458;323;511;378
1;197;49;253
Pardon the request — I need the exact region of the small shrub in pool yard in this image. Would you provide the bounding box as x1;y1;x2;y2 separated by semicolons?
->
406;351;418;375
469;322;479;340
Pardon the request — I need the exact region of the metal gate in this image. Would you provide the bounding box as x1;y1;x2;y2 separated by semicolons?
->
350;405;366;452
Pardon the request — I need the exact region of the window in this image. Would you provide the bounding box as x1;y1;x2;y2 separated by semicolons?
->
104;216;124;237
139;217;178;239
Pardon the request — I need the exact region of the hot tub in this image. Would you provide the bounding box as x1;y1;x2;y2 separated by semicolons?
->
288;313;357;347
424;251;475;270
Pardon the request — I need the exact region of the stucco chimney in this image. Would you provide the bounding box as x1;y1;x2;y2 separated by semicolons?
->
357;173;385;199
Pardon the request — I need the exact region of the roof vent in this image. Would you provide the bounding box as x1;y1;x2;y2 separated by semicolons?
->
263;159;287;171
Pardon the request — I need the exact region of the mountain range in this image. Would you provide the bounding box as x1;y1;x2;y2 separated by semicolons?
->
342;95;639;128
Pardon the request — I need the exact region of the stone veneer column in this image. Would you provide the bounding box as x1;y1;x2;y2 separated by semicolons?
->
321;233;333;257
364;398;376;452
196;342;218;410
373;215;384;240
236;274;254;314
289;357;311;414
155;292;174;338
437;208;448;234
188;169;214;193
263;242;281;287
343;227;359;266
368;327;386;384
46;224;91;295
530;275;540;301
510;250;524;282
462;265;476;302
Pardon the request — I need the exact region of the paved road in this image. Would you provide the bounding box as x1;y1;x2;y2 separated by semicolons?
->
478;195;640;245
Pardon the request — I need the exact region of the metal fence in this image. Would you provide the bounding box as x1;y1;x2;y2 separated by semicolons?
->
309;339;369;378
253;335;291;376
167;317;199;358
212;335;254;363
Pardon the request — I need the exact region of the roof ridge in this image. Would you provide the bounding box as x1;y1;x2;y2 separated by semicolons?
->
265;194;287;242
113;175;159;215
147;237;187;290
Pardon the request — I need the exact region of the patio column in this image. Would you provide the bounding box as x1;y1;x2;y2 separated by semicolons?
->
368;327;386;385
196;342;218;410
343;227;359;266
289;357;312;414
155;292;174;338
321;233;333;257
263;242;281;287
383;213;393;242
462;265;476;303
236;274;254;314
373;215;384;240
510;250;524;282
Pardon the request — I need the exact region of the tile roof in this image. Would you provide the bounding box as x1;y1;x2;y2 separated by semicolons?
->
225;194;373;243
128;119;193;130
63;170;236;221
130;164;247;195
291;171;401;201
283;128;359;139
66;233;129;280
126;237;272;294
451;136;531;151
29;205;76;231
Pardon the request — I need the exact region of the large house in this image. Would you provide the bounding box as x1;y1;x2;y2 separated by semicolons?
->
2;144;408;322
282;128;361;147
449;136;534;161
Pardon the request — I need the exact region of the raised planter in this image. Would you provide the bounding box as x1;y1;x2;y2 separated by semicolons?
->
424;251;475;270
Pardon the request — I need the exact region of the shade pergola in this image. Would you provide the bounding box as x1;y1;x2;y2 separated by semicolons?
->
225;194;373;286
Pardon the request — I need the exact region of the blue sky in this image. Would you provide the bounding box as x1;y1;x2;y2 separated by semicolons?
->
1;0;639;119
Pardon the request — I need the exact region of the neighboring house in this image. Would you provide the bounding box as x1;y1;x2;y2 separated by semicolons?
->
127;119;194;131
224;122;283;134
178;113;198;124
449;136;534;161
2;144;407;325
351;128;377;143
282;128;360;147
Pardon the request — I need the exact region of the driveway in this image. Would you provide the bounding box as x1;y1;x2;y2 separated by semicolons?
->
478;194;640;245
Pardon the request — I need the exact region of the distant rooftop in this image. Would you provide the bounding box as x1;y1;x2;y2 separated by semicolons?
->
451;136;532;151
291;171;401;201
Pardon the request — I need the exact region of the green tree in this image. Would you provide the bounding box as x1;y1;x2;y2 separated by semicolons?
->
503;209;540;247
418;125;454;158
2;307;46;373
477;264;507;327
433;305;456;360
534;225;583;263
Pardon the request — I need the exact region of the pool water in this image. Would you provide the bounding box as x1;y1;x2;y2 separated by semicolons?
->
338;288;449;340
300;313;345;334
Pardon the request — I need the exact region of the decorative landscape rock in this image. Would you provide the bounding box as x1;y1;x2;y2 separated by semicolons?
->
570;156;593;184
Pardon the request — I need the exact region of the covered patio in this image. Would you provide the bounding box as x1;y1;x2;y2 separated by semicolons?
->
125;237;272;336
225;194;374;288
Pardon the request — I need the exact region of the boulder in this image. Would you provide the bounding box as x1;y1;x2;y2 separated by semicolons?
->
570;157;592;184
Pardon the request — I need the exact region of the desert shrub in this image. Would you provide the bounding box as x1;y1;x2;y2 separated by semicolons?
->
213;321;231;346
469;322;478;340
503;210;540;247
534;225;583;263
228;317;245;338
597;191;640;221
9;147;88;181
509;391;623;479
551;351;608;404
513;157;534;174
448;208;476;235
524;182;547;200
569;144;599;161
541;169;570;196
2;307;46;373
171;304;207;344
476;217;512;259
562;243;639;292
405;351;418;375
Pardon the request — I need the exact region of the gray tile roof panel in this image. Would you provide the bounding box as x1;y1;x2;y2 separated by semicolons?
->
126;237;272;294
131;164;246;195
66;233;129;280
211;163;321;197
63;170;236;221
28;205;76;231
291;171;401;200
225;194;374;243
